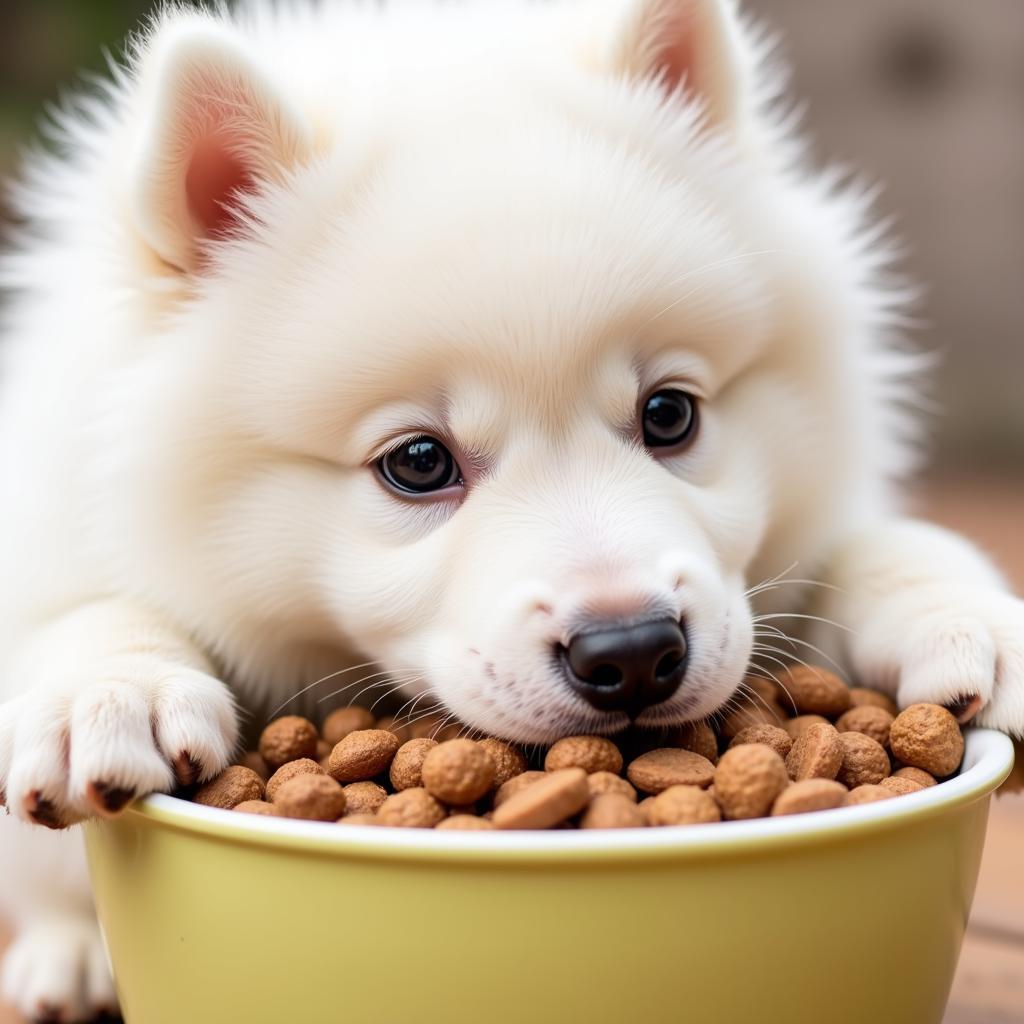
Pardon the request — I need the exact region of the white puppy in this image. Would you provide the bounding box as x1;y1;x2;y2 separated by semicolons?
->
0;0;1021;1018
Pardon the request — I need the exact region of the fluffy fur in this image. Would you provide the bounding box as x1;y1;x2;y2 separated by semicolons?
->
0;0;1021;1017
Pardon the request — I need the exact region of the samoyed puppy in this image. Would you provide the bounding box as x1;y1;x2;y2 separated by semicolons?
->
0;0;1021;1017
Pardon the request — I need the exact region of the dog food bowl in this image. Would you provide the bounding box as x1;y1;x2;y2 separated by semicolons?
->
84;728;1013;1024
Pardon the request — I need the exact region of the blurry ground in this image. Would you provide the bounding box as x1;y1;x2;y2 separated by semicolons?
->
0;472;1022;1023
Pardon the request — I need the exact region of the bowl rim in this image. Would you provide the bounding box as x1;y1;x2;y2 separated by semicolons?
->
118;728;1014;864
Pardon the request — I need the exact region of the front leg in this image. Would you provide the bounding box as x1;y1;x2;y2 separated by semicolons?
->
810;519;1024;737
0;600;237;827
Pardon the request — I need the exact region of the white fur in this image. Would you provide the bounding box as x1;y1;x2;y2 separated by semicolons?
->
0;0;1021;1017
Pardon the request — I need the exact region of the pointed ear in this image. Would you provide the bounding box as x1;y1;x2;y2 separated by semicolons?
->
595;0;749;128
130;18;313;271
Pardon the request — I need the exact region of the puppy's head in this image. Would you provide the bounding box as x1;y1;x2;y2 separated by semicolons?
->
113;1;880;741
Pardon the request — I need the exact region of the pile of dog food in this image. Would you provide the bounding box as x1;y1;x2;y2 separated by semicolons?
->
188;666;965;829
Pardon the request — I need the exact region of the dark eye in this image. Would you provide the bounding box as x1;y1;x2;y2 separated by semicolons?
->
378;437;461;494
642;389;698;449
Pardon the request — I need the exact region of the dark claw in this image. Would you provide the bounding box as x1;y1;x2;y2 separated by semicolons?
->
173;752;202;787
25;792;67;830
944;694;983;724
90;781;135;815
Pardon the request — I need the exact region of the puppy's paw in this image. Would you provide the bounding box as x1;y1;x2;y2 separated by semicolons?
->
852;583;1024;738
1;914;116;1022
0;665;237;828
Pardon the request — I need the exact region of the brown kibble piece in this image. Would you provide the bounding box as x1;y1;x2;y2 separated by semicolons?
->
322;706;377;746
194;766;265;809
545;735;623;775
237;751;270;780
266;758;324;801
771;779;848;816
717;701;785;740
784;715;831;741
849;688;899;716
258;716;319;770
436;815;495;831
580;793;646;829
671;721;719;763
844;784;894;806
893;766;937;788
835;706;895;749
880;775;925;796
274;774;347;821
777;666;851;717
889;704;964;777
836;732;890;789
476;739;527;787
421;739;496;804
376;788;446;828
493;768;589;830
337;812;379;826
342;781;388;814
492;771;546;808
786;723;843;781
408;714;463;741
730;725;792;760
233;800;278;817
627;749;715;794
586;771;638;802
389;738;438;791
327;729;402;782
714;743;789;820
647;785;721;826
375;716;411;743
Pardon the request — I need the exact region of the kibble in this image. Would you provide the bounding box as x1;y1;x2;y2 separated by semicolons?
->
778;666;851;717
848;688;899;716
786;722;843;781
545;735;623;775
627;749;715;794
729;724;792;760
233;799;279;817
421;739;496;804
672;721;719;763
188;669;966;831
258;716;319;771
892;766;936;788
342;781;388;814
377;788;447;828
327;729;401;783
647;785;721;826
493;769;589;830
889;704;964;777
266;758;323;802
580;793;646;829
322;706;377;746
771;779;848;816
715;744;789;820
476;739;527;787
835;706;894;750
194;765;265;809
274;774;347;821
389;738;438;791
836;732;890;789
586;771;638;802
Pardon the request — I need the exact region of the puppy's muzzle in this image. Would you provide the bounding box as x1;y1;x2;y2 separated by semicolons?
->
561;618;688;717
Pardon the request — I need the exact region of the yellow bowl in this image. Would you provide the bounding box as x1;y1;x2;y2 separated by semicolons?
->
85;728;1013;1024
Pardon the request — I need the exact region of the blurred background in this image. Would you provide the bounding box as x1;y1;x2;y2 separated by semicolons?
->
0;3;1021;1022
1;0;1022;470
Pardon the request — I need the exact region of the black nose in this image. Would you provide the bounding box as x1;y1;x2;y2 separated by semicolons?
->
563;618;688;716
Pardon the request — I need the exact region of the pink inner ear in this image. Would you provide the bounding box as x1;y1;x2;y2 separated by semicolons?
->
655;8;697;95
184;132;254;241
